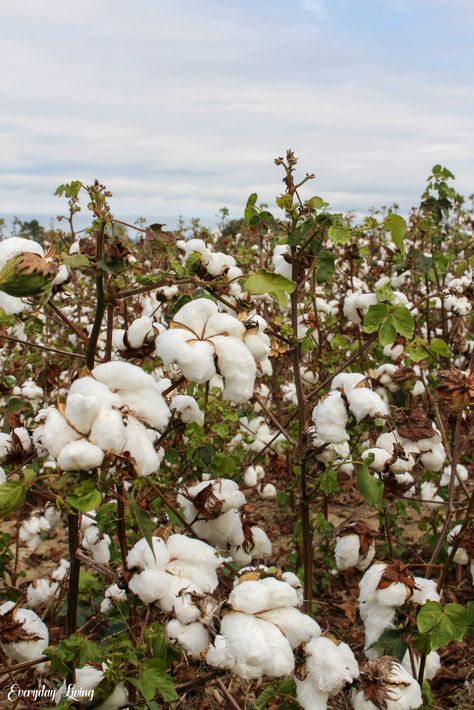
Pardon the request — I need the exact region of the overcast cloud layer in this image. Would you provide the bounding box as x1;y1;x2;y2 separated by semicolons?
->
1;0;473;223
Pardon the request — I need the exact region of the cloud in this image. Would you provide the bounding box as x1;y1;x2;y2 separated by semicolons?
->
0;0;473;221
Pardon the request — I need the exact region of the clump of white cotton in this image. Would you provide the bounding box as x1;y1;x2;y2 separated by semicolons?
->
352;656;422;709
335;522;377;571
81;514;111;565
0;601;49;667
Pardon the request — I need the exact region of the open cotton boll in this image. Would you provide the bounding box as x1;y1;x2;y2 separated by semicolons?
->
295;679;329;710
332;372;368;394
352;657;422;710
115;385;171;432
447;525;470;565
69;376;121;409
57;438;104;471
89;408;126;453
228;581;272;614
26;578;59;608
212;335;257;403
362;447;392;471
192;510;245;550
0;601;49;665
52;558;70;581
12;427;31;451
56;666;128;710
82;525;111;565
126;316;154;348
244;465;265;487
123;419;163;477
0;433;12;461
179;478;246;515
127;536;170;571
166;619;210;657
256;607;321;648
261;483;277;499
166;533;221;571
100;584;127;612
402;649;440;681
411;578;440;605
41;407;81;459
272;244;292;279
335;534;373;571
170;395;204;426
360;603;396;656
128;568;172;604
19;513;51;551
420;443;446;472
65;393;105;435
420;481;444;509
304;635;359;696
312;391;349;444
440;463;468;487
232;526;272;564
156;328;217;383
347;388;388;422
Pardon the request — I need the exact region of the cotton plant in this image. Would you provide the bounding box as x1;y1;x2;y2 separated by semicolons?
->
237;415;285;454
112;315;160;355
26;577;60;609
447;524;474;583
55;665;129;710
155;298;270;403
352;656;423;709
177;238;243;299
177;478;272;564
19;511;52;551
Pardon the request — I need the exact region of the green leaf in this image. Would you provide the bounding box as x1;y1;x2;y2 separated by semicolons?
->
384;213;407;253
306;195;329;210
130;502;155;554
406;338;429;363
276;194;293;211
363;303;390;333
378;320;397;346
357;464;384;508
318;468;339;496
0;307;16;328
316;249;334;283
417;601;468;651
67;480;102;513
244;268;296;306
390;305;415;338
429;338;451;359
244;193;260;225
417;601;443;635
64;254;91;269
375;282;394;303
328;224;351;245
0;481;27;515
139;659;178;703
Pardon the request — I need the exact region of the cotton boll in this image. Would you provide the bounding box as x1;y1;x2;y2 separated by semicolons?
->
12;427;31;452
312;391;349;444
166;533;221;571
89;408;126;453
192;509;245;550
420;481;444;509
411;578;440;605
347;388;389;422
244;465;264;487
123;419;163;476
362;447;391;471
212;335;257;403
361;604;396;656
19;513;51;550
170;394;204;426
41;408;81;459
353;657;422;710
126;316;154;348
65;393;105;435
261;483;277;499
259;576;299;609
402;649;441;681
52;558;70;581
166;560;219;594
100;584;127;612
0;602;49;664
156;328;217;383
126;536;170;571
0;467;6;484
26;578;59;608
420;443;446;472
69;376;121;408
227;611;295;678
166;619;210;657
248;526;272;559
375;582;410;608
272;244;292;279
332;372;368;394
335;535;362;570
128;569;172;603
440;463;468;487
295;678;329;710
229;581;272;614
57;439;104;471
305;635;359;695
447;525;470;565
256;607;321;648
173;594;202;624
82;525;111;564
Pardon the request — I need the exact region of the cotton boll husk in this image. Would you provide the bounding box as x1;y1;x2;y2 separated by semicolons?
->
295;678;329;710
26;578;59;608
335;534;361;570
128;569;172;603
166;619;210;657
411;577;440;605
257;607;321;648
123;419;163;476
57;438;104;471
126;536;169;571
170;395;204;425
347;388;388;421
312;391;349;444
402;649;440;681
0;602;49;664
127;316;154;348
41;407;81;459
362;447;392;471
332;372;368;393
89;408;126;453
65;393;105;435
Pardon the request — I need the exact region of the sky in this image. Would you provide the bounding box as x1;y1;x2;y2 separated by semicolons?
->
1;0;473;225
